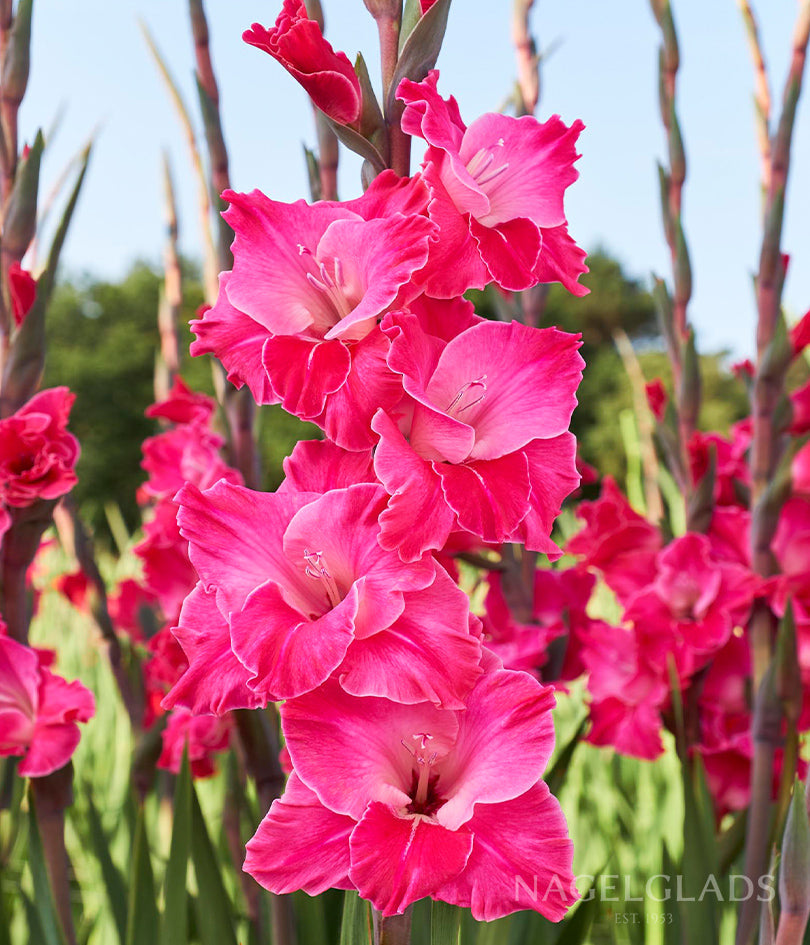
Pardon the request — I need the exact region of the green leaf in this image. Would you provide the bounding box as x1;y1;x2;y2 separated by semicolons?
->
26;795;68;945
294;890;329;945
160;751;192;945
125;805;159;945
189;782;238;945
83;797;128;943
430;900;461;944
324;114;387;174
339;890;372;945
399;0;422;53
678;757;718;945
546;716;587;797
386;0;452;117
554;893;600;945
2;141;92;409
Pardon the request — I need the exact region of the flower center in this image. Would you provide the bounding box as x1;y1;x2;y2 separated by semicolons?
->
299;244;354;327
446;375;488;417
401;732;444;816
466;139;510;189
303;549;342;608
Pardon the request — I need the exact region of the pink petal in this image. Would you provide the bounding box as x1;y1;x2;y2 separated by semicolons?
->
535;224;589;296
426;321;584;460
372;409;456;561
436;452;532;545
163;584;264;716
176;481;317;616
224;192;358;333
230;579;357;700
417;162;489;298
189;273;276;404
337;564;483;708
282;483;434;639
245;773;355;895
397;71;466;153
263;335;351;420
313;328;404;451
459;113;582;229
436;782;577;922
279;439;376;493
319;214;436;341
435;668;556;831
282;679;458;820
514;434;580;556
349;803;473;916
469;215;541;291
19;723;82;778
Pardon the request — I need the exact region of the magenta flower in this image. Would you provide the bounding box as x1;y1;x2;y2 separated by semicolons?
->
192;176;435;449
245;660;576;920
397;70;587;297
244;1;362;127
0;634;95;778
0;387;79;508
567;477;662;606
157;707;232;780
624;532;754;680
373;314;583;560
168;480;482;708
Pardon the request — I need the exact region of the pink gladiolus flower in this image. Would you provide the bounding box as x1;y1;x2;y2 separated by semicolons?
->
157;707;232;779
107;578;158;643
373;315;582;560
624;533;754;680
244;2;362;126
567;477;662;605
194;175;435;449
145;376;216;426
245;660;577;921
0;387;79;508
0;634;95;777
169;479;482;708
397;70;587;297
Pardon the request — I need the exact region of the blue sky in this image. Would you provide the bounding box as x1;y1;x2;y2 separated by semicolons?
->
19;1;810;359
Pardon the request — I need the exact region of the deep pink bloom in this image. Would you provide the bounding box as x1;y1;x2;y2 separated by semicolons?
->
53;569;90;613
278;439;376;494
8;263;36;327
107;578;158;643
245;661;577;921
170;479;482;707
0;634;95;777
480;570;563;675
567;477;662;605
0;387;79;507
194;177;435;449
624;533;754;681
397;70;587;297
582;622;668;760
791;309;810;357
157;707;232;779
145;376;216;426
373;315;583;560
645;378;667;422
133;499;198;625
688;421;751;508
244;2;362;126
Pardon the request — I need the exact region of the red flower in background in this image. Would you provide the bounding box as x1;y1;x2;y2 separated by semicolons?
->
0;387;79;508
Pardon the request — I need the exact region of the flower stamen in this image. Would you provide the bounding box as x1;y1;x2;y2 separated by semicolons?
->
447;375;488;416
303;549;342;608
